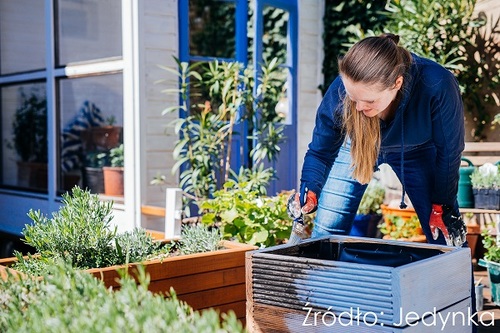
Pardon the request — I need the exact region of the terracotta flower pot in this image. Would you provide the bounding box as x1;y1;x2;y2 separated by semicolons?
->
102;166;124;196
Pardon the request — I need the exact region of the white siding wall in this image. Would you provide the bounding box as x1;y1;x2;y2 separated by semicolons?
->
296;0;325;189
139;0;179;230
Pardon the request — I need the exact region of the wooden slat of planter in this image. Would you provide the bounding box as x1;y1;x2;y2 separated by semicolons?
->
211;300;247;320
147;266;245;295
247;299;472;333
87;242;253;287
178;283;247;310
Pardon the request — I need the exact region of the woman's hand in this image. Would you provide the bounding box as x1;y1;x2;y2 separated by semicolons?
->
429;204;467;247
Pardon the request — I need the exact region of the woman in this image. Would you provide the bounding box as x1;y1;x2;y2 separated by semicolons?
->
288;33;467;247
287;33;477;332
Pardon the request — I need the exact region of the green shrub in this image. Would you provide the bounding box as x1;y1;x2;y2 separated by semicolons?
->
176;224;223;255
0;262;245;333
13;188;227;276
156;57;286;216
114;228;162;264
200;180;293;247
21;186;118;269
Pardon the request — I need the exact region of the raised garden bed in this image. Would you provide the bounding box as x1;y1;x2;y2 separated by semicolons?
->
246;235;472;332
0;240;256;323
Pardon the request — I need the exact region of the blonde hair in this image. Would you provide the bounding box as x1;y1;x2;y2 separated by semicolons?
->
338;33;412;184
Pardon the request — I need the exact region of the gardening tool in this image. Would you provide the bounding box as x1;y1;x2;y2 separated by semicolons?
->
287;191;310;245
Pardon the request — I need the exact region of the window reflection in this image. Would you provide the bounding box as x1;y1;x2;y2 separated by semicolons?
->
1;83;48;192
262;6;288;65
0;1;46;74
58;74;123;194
57;0;122;65
189;0;236;58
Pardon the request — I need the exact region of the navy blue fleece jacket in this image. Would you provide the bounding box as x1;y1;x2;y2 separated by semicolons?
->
300;54;464;206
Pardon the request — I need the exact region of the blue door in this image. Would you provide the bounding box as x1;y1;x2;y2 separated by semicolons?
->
178;0;298;195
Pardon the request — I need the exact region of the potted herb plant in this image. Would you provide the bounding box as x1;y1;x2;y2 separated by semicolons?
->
102;144;124;196
470;162;500;210
0;186;256;322
8;87;48;190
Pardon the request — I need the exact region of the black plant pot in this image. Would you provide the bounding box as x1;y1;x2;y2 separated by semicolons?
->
473;188;500;210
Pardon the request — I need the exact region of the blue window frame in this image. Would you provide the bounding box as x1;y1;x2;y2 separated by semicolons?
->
178;0;298;193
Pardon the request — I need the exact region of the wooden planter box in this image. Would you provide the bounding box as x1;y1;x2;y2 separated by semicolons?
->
246;236;472;332
0;240;256;322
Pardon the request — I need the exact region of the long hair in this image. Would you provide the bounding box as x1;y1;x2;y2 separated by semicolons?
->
338;33;412;184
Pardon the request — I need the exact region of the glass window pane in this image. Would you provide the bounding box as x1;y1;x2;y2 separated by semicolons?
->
0;0;46;74
1;83;48;192
262;6;288;64
58;74;123;194
57;0;122;65
189;0;235;58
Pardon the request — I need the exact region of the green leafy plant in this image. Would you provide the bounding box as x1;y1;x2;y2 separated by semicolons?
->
357;180;386;215
92;143;124;168
109;143;124;167
381;0;500;140
85;151;108;168
0;262;245;333
321;0;389;94
470;162;500;189
459;12;500;139
378;215;423;240
156;56;286;214
482;226;500;263
200;180;294;247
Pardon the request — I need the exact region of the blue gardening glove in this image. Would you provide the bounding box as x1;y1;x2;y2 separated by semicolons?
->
429;204;467;247
286;185;318;245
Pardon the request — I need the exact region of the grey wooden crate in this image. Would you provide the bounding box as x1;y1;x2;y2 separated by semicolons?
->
246;235;472;332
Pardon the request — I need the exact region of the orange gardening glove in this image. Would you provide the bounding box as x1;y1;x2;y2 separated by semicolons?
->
286;187;318;219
